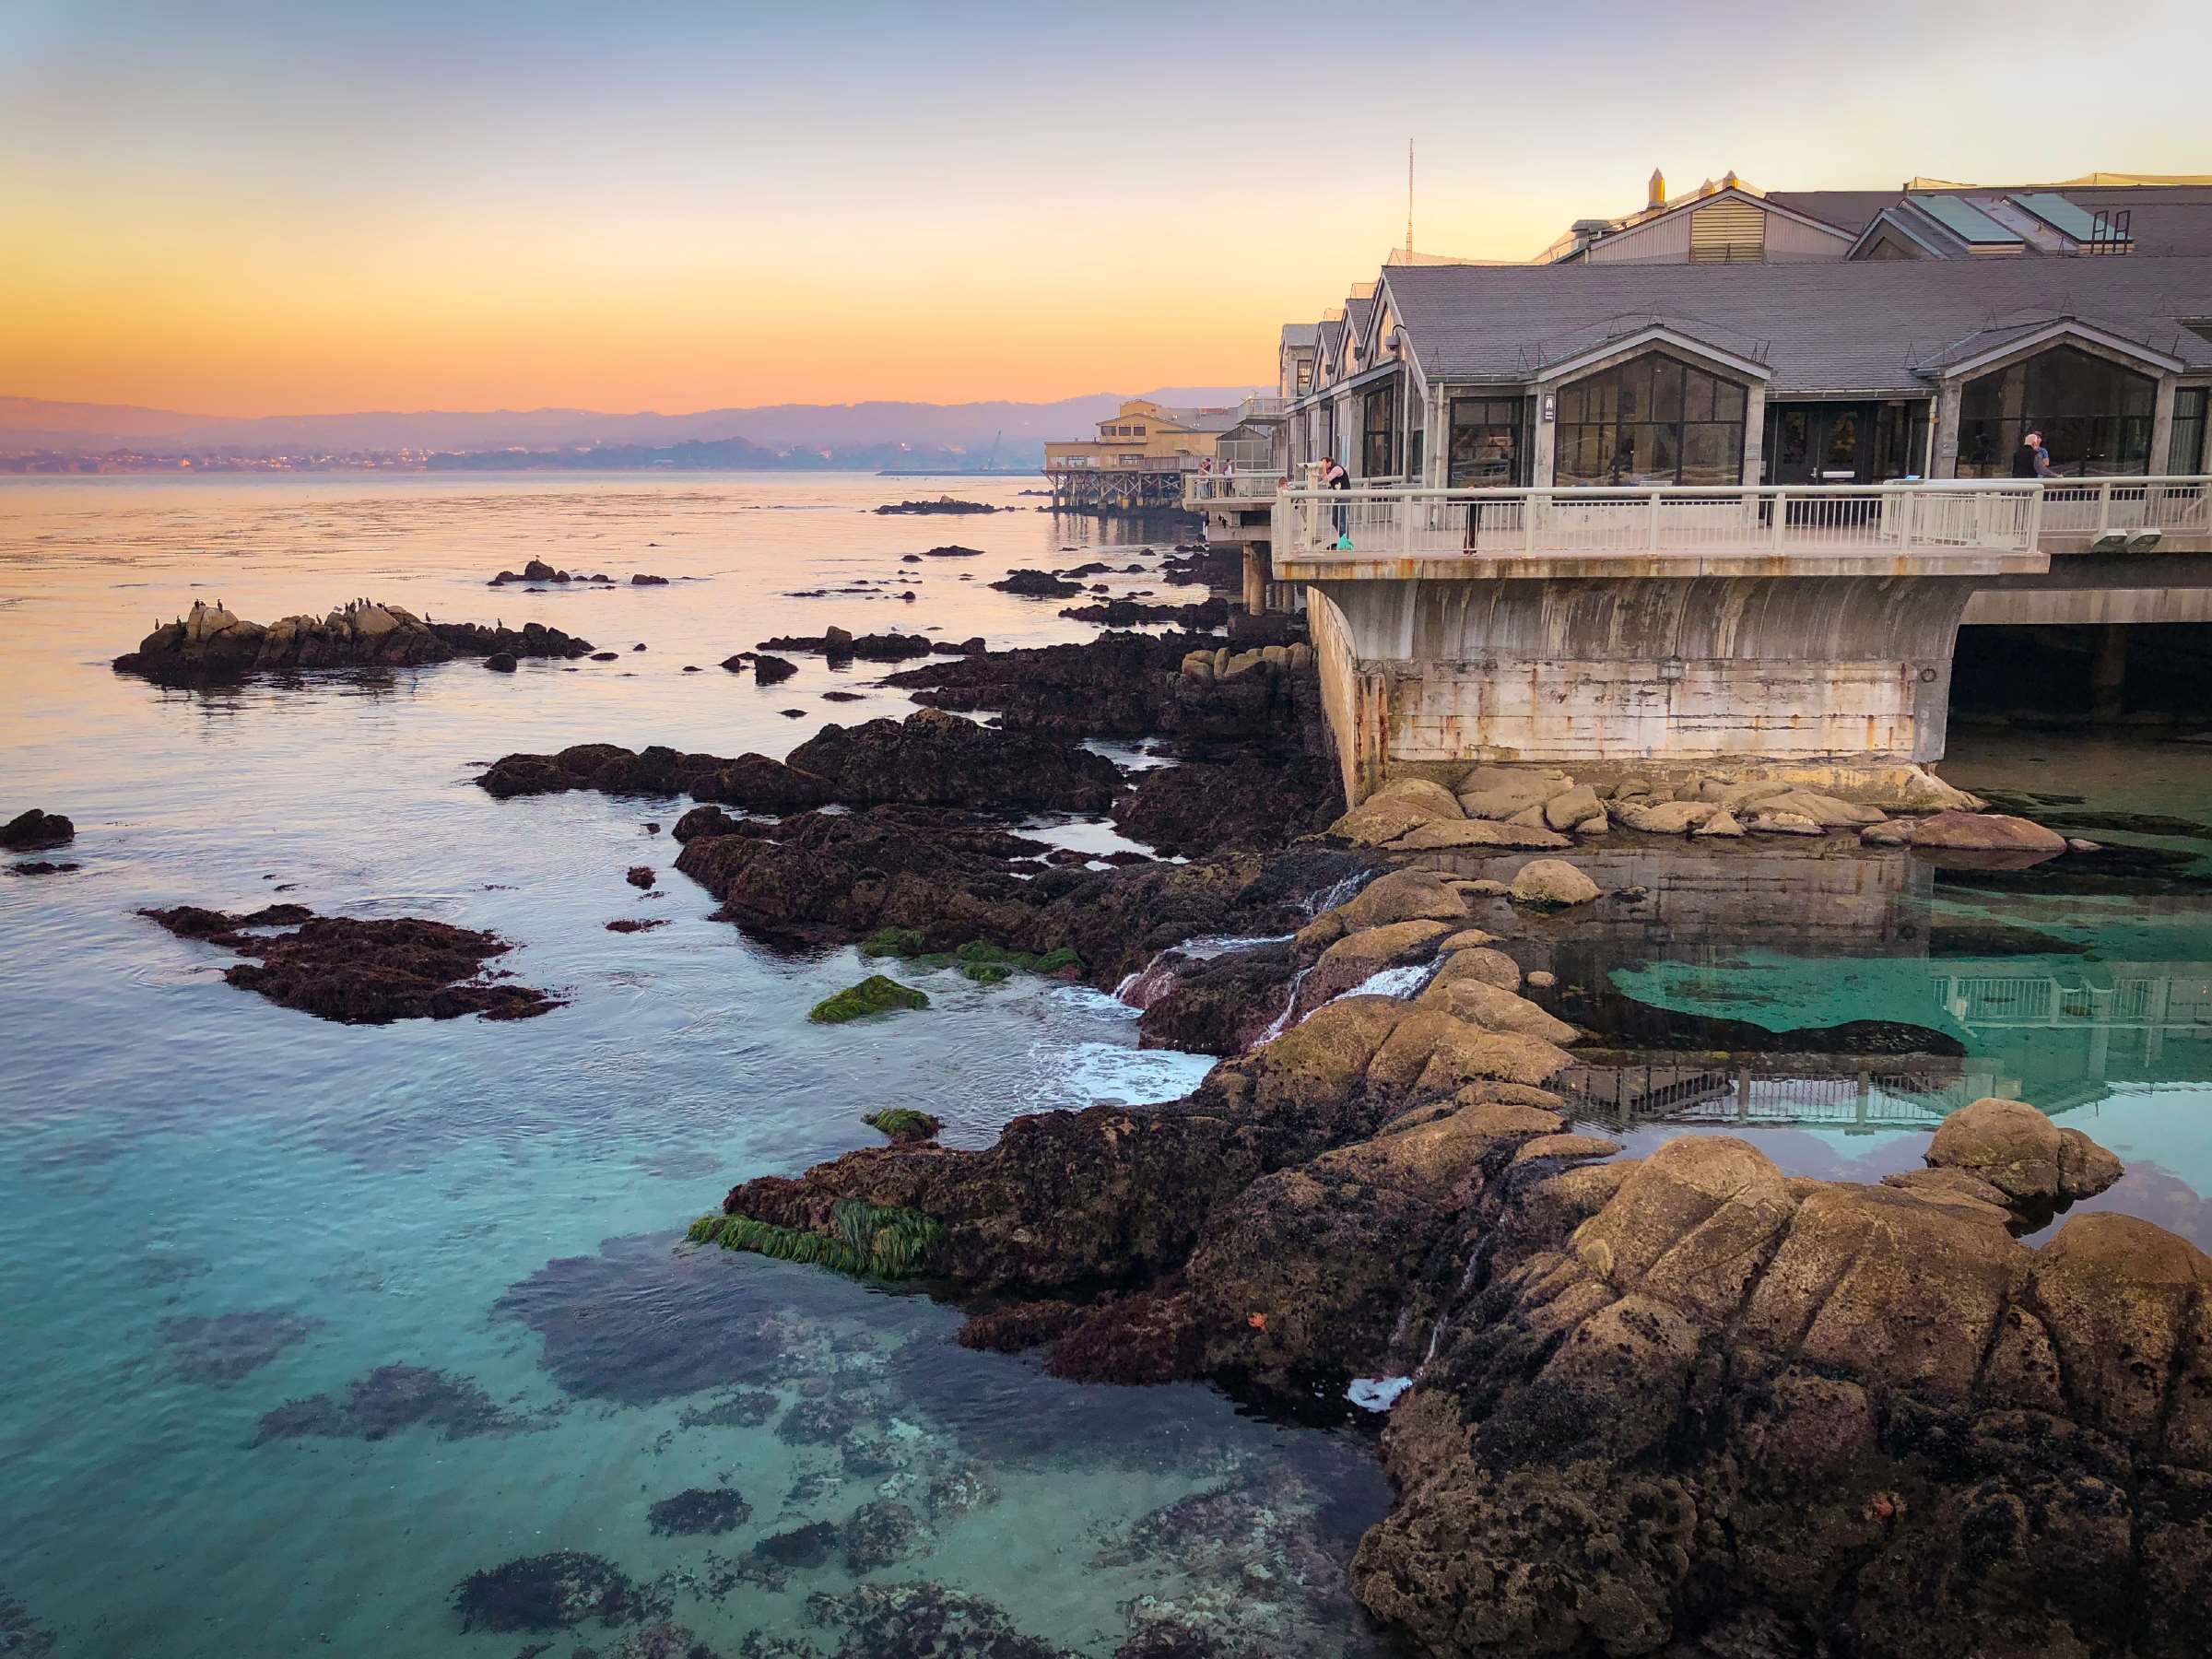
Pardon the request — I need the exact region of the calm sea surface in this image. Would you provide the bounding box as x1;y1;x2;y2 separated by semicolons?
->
4;472;2211;1656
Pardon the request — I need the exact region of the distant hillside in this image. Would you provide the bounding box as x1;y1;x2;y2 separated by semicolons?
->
0;388;1268;462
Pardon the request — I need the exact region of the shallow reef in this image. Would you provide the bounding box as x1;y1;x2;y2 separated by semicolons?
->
647;1487;752;1537
451;1550;665;1634
158;1308;321;1385
253;1362;533;1445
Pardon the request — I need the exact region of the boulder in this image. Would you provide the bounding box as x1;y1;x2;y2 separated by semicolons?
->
1925;1097;2122;1205
1372;777;1465;819
1318;920;1453;968
1325;794;1453;847
1;809;74;851
1860;818;1914;846
1908;811;2067;853
1614;799;1716;834
1541;784;1603;831
1691;808;1744;839
1324;868;1470;934
1753;788;1886;828
1414;976;1577;1044
1747;809;1824;836
1458;771;1574;820
1388;818;1571;852
1508;858;1600;908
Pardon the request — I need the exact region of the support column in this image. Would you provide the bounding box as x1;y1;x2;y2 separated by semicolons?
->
1933;379;1964;478
1242;545;1268;614
2091;624;2129;721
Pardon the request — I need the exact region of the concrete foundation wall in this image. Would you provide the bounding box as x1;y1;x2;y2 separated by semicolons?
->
1306;587;1388;805
1962;551;2212;627
1311;573;1982;786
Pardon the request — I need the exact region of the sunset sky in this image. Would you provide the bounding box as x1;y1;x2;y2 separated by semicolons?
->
5;0;2209;417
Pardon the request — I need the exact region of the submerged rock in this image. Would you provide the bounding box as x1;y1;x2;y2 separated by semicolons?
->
803;1581;1070;1657
647;1487;751;1536
841;1499;924;1572
451;1551;660;1634
755;1521;840;1570
138;904;559;1024
253;1362;528;1444
159;1309;320;1385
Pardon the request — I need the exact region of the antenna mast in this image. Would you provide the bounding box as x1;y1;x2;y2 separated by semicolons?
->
1406;139;1415;254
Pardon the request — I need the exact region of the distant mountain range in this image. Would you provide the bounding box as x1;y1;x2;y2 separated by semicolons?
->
0;388;1267;467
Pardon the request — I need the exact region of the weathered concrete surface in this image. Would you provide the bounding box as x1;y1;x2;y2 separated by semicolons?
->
1306;572;1996;800
1961;549;2212;626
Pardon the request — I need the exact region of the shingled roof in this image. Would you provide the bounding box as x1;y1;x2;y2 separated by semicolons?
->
1381;256;2212;396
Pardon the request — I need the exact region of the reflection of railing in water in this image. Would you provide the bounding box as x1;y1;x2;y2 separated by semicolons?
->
1558;1056;1968;1131
1936;971;2212;1031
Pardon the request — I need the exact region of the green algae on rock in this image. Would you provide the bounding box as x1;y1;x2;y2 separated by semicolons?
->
859;929;1084;986
806;974;928;1023
688;1199;945;1279
864;1108;944;1143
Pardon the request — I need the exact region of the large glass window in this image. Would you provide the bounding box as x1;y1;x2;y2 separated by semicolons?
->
1956;346;2155;477
1361;383;1397;477
1448;397;1527;486
1553;354;1747;486
2171;387;2208;475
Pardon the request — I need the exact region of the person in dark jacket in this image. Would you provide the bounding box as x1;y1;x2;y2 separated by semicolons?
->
1320;454;1350;540
2012;429;2054;478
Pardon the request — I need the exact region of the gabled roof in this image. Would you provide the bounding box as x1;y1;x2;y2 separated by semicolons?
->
1279;324;1319;347
1378;256;2212;394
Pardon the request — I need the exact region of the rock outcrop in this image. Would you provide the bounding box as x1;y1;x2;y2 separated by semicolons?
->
476;710;1120;815
113;599;592;683
1;809;74;851
139;903;559;1023
1349;1122;2212;1659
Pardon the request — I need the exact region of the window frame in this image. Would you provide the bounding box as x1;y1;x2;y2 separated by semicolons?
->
1551;353;1747;487
1954;345;2157;478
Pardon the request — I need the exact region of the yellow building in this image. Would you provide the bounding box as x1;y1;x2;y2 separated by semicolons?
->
1043;397;1248;511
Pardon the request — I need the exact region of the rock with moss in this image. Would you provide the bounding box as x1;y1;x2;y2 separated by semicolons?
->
688;1200;945;1279
807;975;929;1024
864;1109;943;1144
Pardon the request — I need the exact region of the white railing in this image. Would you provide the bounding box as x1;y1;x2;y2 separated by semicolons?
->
1239;394;1288;418
1183;469;1282;505
1273;481;2044;561
2036;476;2212;544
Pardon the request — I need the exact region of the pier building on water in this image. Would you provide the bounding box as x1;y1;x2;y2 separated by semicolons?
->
1184;172;2212;803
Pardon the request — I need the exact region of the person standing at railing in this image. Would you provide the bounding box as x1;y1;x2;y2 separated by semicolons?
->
2012;429;2055;479
1320;454;1350;545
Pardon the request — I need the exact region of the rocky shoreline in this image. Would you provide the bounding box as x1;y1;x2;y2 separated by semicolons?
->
95;571;2206;1653
458;606;2211;1655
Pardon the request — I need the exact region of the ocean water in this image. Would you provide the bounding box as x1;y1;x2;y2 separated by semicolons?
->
0;475;1386;1659
6;474;2212;1656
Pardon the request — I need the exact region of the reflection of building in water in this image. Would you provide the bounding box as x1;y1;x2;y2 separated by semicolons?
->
1490;841;2212;1130
1936;962;2212;1110
1559;1053;1965;1132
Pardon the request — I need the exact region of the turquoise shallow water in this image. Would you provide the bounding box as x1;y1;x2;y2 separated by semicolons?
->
0;476;1388;1658
7;475;2212;1655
